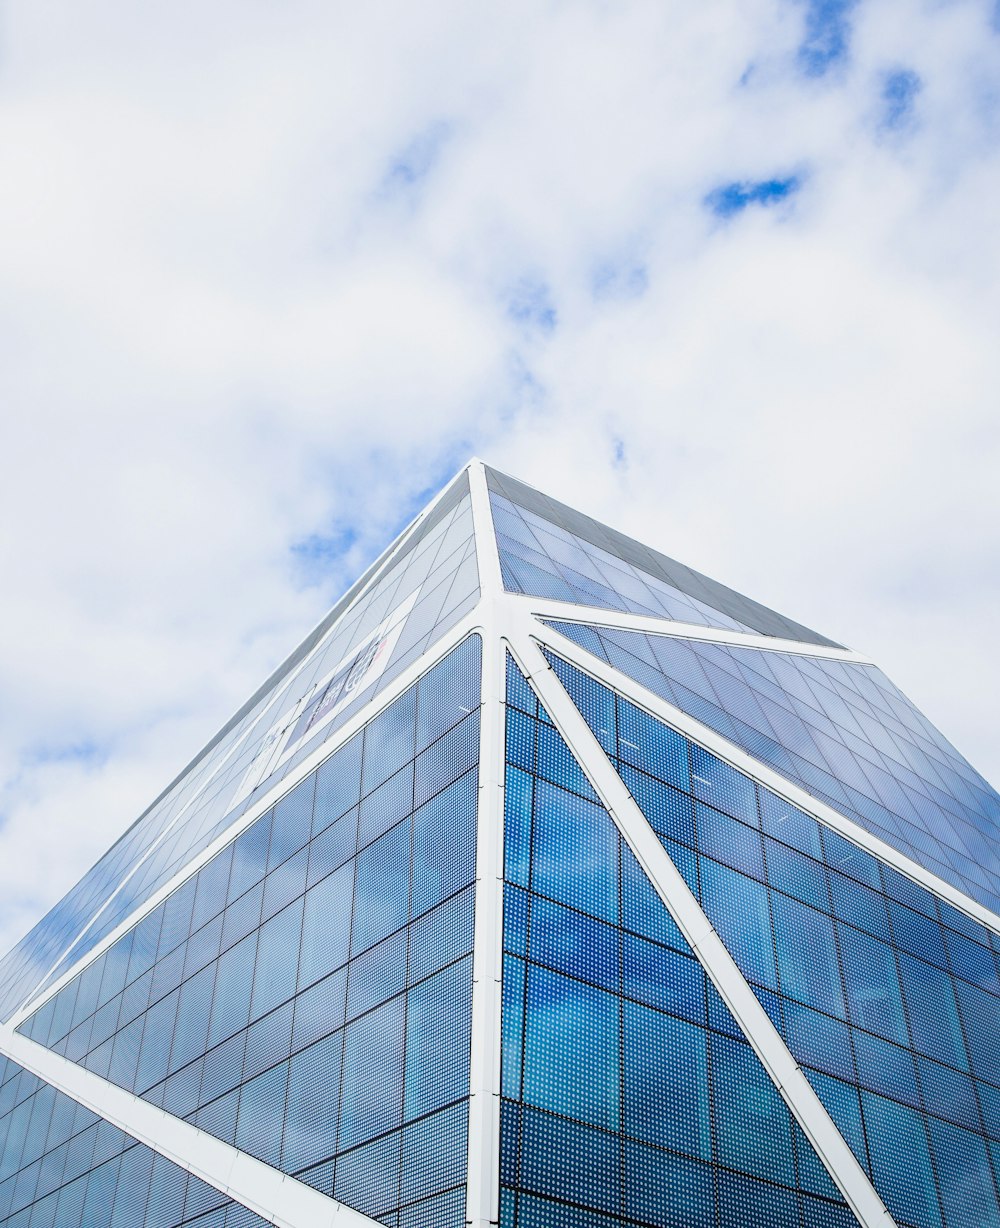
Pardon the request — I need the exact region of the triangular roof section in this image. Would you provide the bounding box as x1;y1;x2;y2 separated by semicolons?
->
485;463;842;648
4;457;999;1032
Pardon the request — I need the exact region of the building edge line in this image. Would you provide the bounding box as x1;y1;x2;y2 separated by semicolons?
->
466;604;506;1228
469;460;505;601
516;596;874;664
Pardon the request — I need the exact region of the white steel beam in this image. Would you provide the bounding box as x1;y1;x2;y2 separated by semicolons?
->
0;1027;383;1228
466;463;506;1227
508;626;894;1228
465;604;505;1228
535;616;1000;937
514;595;875;664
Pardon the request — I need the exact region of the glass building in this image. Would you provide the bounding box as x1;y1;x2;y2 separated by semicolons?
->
0;460;997;1228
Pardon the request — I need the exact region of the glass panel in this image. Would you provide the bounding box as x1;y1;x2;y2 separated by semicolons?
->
0;1057;268;1227
489;482;830;644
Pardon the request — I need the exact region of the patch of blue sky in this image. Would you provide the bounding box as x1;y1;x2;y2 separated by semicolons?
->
406;448;472;519
507;277;557;334
290;526;359;587
23;740;107;769
591;256;648;302
795;0;858;78
879;68;922;132
381;120;452;197
704;175;802;219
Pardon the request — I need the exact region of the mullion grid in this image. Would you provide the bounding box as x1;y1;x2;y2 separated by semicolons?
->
542;648;1000;1228
499;655;852;1228
0;490;479;1033
11;636;482;1228
544;620;1000;918
0;1060;264;1228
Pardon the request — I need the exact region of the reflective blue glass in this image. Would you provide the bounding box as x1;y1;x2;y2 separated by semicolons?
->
710;1033;796;1185
523;964;620;1131
493;491;761;634
404;956;473;1120
545;621;1000;917
550;648;1000;1228
530;898;619;993
15;636;481;1225
531;781;616;925
0;1058;266;1227
500;656;855;1226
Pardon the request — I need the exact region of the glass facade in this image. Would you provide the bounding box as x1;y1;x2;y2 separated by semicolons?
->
0;1054;270;1228
545;649;1000;1228
493;490;762;634
0;478;478;1025
545;621;1000;918
16;636;481;1228
501;655;857;1227
1;462;997;1228
485;464;839;647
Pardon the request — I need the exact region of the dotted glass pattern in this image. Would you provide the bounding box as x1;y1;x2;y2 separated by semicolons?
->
0;1054;270;1228
492;493;761;635
0;483;478;1026
545;622;1000;919
500;655;856;1228
547;649;1000;1228
16;635;482;1228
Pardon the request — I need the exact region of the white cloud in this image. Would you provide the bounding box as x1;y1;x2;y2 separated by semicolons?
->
1;0;999;957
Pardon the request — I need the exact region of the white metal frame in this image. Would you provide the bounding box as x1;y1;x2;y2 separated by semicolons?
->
515;595;877;664
2;457;997;1228
465;464;507;1228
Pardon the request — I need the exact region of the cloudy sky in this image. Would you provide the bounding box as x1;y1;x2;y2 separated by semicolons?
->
1;0;999;956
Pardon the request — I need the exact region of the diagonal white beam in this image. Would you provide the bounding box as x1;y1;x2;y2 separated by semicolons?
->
536;616;1000;937
513;595;875;664
507;624;896;1228
0;1026;382;1228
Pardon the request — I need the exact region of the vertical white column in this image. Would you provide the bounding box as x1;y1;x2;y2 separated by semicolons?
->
465;461;506;1227
465;620;505;1228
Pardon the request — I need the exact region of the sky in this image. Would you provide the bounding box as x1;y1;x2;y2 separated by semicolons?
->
1;0;999;958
